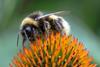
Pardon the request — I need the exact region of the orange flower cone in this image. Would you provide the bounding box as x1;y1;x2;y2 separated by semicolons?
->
10;32;96;67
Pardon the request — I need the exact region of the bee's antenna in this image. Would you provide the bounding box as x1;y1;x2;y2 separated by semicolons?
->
17;32;20;47
36;11;65;20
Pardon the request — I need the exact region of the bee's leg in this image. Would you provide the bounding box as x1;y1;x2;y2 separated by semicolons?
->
39;20;50;38
43;21;51;38
23;30;31;44
22;38;26;49
53;18;64;33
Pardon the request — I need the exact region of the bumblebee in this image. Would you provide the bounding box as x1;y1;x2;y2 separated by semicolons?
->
17;11;70;47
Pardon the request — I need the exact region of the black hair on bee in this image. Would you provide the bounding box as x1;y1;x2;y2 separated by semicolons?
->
17;11;70;48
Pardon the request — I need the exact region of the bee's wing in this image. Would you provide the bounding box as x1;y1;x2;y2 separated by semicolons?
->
36;11;70;20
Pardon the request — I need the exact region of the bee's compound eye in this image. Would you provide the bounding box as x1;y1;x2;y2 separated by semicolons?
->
26;26;32;32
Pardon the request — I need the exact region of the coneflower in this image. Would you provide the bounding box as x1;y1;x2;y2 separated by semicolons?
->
10;32;96;67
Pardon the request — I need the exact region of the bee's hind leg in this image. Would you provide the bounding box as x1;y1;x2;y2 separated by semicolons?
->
53;18;64;34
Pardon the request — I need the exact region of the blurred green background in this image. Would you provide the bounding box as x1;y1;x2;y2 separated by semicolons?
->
0;0;100;67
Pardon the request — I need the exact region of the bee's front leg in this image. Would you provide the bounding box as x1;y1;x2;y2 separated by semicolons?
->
22;38;26;49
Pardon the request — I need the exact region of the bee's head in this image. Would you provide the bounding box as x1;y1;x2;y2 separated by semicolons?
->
17;12;43;47
20;23;39;42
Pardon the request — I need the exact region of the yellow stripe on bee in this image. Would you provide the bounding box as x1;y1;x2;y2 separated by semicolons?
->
49;15;58;19
20;17;38;28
